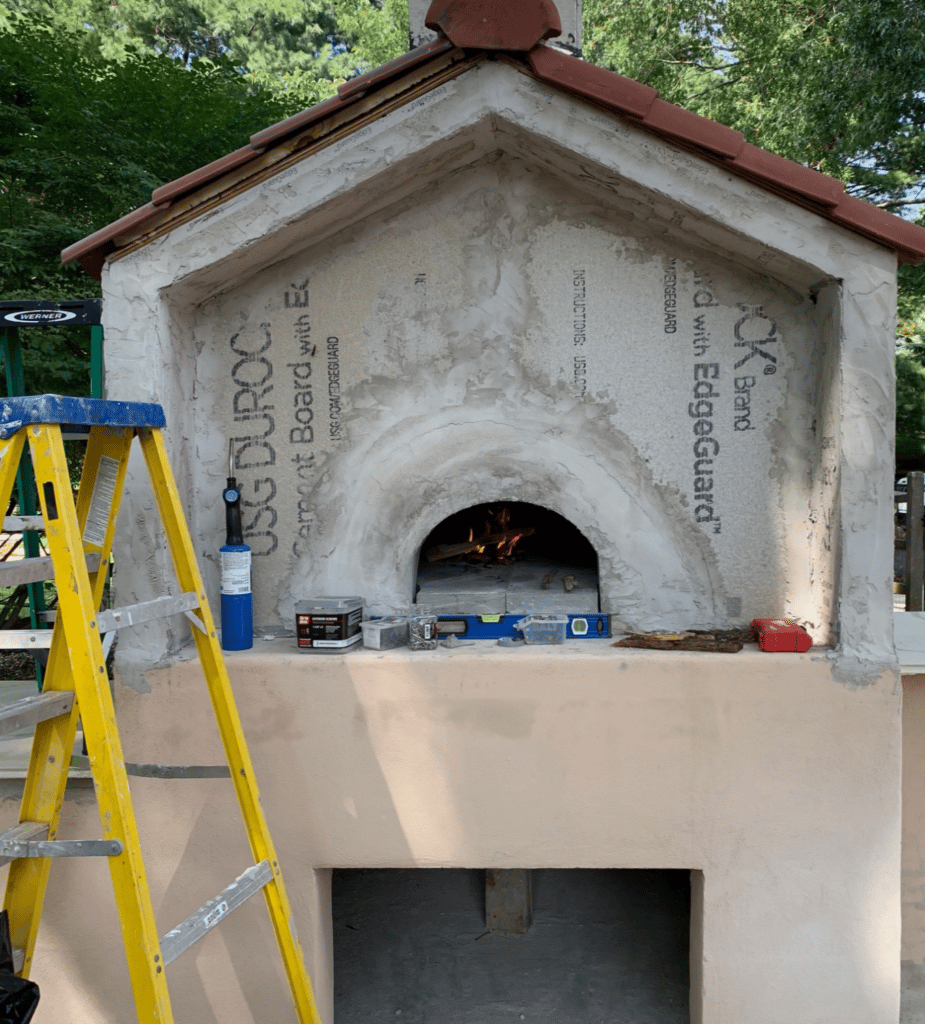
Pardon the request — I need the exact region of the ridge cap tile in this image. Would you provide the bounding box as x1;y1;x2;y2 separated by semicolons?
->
425;0;561;51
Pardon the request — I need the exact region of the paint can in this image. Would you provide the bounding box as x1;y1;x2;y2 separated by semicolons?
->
296;597;364;652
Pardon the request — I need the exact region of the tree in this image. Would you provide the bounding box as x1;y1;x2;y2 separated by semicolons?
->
0;13;299;392
0;0;409;107
583;0;925;212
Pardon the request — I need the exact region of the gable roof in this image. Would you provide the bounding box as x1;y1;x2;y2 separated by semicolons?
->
61;0;925;278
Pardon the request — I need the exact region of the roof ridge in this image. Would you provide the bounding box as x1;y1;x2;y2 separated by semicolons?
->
61;30;925;277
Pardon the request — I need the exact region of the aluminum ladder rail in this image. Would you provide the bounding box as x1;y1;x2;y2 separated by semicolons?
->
0;395;321;1024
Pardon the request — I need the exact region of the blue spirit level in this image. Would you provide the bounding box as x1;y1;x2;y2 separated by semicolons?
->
434;613;610;640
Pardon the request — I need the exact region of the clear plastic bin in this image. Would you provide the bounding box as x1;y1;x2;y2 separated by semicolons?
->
514;615;568;645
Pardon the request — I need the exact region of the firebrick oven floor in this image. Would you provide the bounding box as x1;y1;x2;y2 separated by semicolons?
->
416;557;600;615
333;868;690;1024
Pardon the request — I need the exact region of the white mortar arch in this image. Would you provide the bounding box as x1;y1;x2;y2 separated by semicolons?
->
291;416;723;630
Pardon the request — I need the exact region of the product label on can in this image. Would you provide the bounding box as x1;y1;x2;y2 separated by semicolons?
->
296;606;363;648
221;549;252;595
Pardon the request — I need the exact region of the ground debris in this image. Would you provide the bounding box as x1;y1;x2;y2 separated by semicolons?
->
612;628;752;653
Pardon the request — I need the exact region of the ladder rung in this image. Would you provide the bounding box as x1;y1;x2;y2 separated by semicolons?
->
70;754;230;779
0;822;48;868
96;592;200;634
0;550;101;588
159;860;274;967
2;516;44;532
0;632;52;651
0;836;123;860
0;691;74;736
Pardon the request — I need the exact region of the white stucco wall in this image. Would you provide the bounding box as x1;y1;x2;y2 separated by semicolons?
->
5;646;901;1024
100;60;896;670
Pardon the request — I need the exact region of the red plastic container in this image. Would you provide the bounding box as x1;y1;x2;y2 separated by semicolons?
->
750;618;812;653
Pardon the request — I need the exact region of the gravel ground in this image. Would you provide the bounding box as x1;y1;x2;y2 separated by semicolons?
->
0;650;38;680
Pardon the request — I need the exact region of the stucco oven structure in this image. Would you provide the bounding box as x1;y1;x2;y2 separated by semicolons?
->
45;2;925;1022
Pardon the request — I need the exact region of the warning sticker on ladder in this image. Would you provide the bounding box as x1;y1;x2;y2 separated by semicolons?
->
83;455;119;548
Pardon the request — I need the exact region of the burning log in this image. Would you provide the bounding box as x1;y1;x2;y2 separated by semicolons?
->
425;527;535;563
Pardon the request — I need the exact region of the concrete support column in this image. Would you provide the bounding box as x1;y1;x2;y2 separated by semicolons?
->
485;869;533;934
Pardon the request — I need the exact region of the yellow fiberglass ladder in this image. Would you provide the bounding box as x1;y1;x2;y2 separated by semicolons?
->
0;394;321;1024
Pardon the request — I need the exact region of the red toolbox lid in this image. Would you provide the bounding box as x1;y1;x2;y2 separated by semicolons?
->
750;618;812;653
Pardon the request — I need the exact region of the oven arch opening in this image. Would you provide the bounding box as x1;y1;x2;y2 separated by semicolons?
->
415;501;600;615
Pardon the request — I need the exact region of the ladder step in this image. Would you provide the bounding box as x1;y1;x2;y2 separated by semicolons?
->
0;550;101;588
70;754;230;780
2;516;44;532
159;860;274;967
0;822;48;868
0;632;52;651
0;691;74;737
0;835;123;861
96;592;200;633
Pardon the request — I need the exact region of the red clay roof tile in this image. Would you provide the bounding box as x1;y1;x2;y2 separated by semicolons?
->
642;99;743;160
734;144;843;208
151;143;268;207
425;0;560;51
527;45;657;119
834;194;925;255
61;202;160;269
337;36;455;99
249;94;347;151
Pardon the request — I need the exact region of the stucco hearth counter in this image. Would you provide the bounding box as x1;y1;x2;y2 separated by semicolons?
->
23;641;886;1024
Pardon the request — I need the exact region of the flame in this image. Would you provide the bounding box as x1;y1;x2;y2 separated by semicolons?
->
462;506;526;563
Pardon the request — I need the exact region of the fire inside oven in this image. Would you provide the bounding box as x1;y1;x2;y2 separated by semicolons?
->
415;503;600;628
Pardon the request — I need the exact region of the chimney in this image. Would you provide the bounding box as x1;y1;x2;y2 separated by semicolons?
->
408;0;583;55
408;0;438;49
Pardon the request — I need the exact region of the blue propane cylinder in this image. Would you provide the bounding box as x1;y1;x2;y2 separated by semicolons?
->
220;542;252;650
220;447;253;650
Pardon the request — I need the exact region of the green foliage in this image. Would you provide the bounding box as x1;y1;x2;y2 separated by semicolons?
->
897;342;925;460
0;12;300;391
0;0;408;106
583;0;925;211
